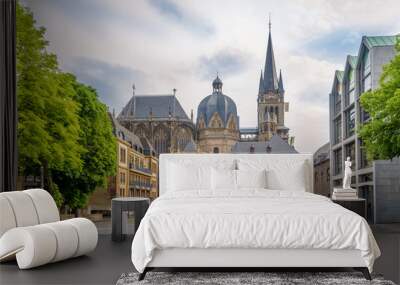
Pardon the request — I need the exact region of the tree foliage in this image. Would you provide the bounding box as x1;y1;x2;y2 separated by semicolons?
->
53;79;117;209
16;3;116;209
359;39;400;160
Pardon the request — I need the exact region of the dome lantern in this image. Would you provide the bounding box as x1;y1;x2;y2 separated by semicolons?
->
212;75;223;93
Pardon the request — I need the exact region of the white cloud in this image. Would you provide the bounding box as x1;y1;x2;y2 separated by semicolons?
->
23;0;400;153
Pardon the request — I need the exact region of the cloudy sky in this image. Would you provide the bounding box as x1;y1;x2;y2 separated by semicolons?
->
23;0;400;153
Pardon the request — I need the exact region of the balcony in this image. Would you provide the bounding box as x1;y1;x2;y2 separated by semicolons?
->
130;181;152;190
128;163;152;175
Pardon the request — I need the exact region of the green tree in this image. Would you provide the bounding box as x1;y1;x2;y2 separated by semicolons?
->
16;2;116;209
53;77;117;210
16;3;83;205
359;39;400;160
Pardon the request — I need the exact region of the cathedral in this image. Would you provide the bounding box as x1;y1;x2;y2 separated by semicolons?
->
118;23;295;154
117;87;195;154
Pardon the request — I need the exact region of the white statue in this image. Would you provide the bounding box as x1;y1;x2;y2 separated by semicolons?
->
343;156;353;190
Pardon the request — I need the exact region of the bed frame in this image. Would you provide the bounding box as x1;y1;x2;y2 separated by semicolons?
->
138;154;372;281
138;248;371;280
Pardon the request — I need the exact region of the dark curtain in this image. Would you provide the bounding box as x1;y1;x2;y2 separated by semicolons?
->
0;0;17;192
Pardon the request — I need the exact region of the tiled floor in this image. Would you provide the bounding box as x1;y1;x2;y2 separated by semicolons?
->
1;222;399;285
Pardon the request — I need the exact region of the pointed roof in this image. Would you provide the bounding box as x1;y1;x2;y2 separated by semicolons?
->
258;70;264;94
118;95;190;121
278;69;284;93
263;27;279;93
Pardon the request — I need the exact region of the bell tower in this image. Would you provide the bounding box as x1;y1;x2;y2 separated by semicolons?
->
257;17;289;141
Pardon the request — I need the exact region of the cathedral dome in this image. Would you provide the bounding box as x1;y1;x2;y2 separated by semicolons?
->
197;76;238;129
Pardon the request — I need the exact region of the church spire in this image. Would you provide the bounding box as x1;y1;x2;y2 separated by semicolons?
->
278;69;284;94
258;70;264;94
263;15;278;93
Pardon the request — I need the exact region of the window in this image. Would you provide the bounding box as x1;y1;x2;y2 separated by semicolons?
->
333;148;342;175
345;68;355;106
359;105;370;123
119;147;126;164
176;128;191;152
334;88;341;115
120;172;126;185
345;106;355;137
362;74;371;93
361;49;372;93
349;68;355;90
359;140;371;169
333;117;342;144
154;127;168;154
348;89;355;105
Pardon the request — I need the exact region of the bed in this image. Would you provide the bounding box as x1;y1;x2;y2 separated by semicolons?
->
131;154;380;280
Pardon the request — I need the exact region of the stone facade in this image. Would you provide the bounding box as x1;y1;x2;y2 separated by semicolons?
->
87;114;159;212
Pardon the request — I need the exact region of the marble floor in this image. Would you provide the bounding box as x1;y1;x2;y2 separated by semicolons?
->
1;222;399;285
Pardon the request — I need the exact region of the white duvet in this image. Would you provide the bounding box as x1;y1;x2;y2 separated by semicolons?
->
131;190;380;273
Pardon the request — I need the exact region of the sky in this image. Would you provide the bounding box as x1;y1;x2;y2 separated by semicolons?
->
23;0;400;153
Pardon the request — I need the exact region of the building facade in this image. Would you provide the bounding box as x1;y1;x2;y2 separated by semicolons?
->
196;76;240;153
329;35;399;223
118;87;195;154
313;142;330;197
87;114;159;213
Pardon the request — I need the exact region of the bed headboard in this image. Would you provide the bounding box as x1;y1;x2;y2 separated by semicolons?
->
159;153;314;196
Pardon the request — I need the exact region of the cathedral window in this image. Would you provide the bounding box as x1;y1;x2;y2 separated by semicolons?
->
227;114;236;130
154;126;168;154
198;116;206;129
176;128;191;152
210;113;223;128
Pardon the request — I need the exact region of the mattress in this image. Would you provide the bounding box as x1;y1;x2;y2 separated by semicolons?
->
131;189;380;273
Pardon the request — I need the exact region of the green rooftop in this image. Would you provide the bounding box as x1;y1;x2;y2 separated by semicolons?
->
364;35;399;48
347;55;358;68
335;70;344;82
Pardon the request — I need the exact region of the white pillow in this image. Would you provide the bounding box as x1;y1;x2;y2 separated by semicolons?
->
167;163;212;192
212;168;236;190
236;169;267;189
266;160;306;191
